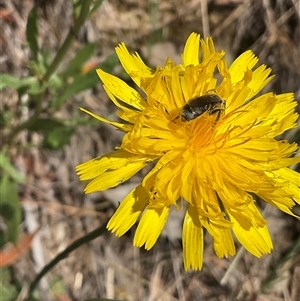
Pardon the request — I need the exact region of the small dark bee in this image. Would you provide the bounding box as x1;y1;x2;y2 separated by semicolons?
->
180;93;225;122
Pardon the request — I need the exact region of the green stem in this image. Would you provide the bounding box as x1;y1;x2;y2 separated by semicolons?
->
7;0;92;145
25;221;108;300
42;0;92;82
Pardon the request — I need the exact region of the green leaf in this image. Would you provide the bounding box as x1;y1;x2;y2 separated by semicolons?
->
43;127;75;150
63;43;97;77
0;175;22;245
26;7;39;57
0;74;35;91
0;268;18;301
25;118;75;149
27;54;47;78
48;73;63;91
26;118;65;133
0;151;25;184
54;72;99;109
0;106;12;128
0;73;47;95
54;52;119;109
24;73;62;96
26;79;45;95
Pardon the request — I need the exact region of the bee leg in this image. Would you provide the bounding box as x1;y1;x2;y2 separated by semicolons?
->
214;109;221;122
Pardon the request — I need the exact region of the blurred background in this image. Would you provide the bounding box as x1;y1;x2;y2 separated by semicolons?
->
1;0;300;300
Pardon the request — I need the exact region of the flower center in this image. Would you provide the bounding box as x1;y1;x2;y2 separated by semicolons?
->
184;114;219;153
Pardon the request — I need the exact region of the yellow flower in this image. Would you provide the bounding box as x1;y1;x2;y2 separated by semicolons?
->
76;33;300;270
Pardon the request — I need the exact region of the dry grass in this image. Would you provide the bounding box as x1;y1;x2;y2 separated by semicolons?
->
2;0;300;300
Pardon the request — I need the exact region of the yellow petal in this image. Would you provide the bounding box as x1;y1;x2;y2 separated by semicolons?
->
229;50;259;84
79;107;131;131
276;167;300;187
200;37;218;61
182;32;200;66
97;69;148;110
271;93;296;122
263;195;299;217
182;205;204;270
180;153;195;202
268;93;299;135
228;209;273;257
247;65;274;98
107;185;149;236
84;158;149;193
115;43;153;87
76;150;143;180
142;150;183;190
211;226;236;258
133;205;170;250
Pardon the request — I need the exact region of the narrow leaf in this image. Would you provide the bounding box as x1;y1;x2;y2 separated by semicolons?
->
55;72;98;109
26;118;65;133
63;43;97;77
26;7;39;57
0;175;22;245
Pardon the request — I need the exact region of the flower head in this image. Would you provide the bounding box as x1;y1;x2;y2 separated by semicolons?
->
76;33;300;270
